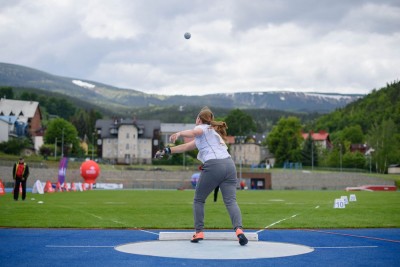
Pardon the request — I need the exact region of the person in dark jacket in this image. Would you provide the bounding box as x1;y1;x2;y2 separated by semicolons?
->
12;157;30;201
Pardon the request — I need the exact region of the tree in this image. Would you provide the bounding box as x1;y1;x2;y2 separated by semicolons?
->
301;132;319;167
70;108;103;141
152;139;198;166
0;86;14;99
44;97;76;120
20;92;39;101
44;118;80;156
39;144;53;159
341;125;364;144
0;138;31;155
342;151;366;169
224;109;257;136
266;116;303;165
367;119;400;173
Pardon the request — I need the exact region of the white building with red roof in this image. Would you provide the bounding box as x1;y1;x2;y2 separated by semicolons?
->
301;130;332;149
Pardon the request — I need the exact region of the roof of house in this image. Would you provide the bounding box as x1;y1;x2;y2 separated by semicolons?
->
136;119;161;139
95;119;117;139
183;135;235;145
302;130;330;141
161;123;196;133
95;118;160;139
0;99;40;118
0;116;17;124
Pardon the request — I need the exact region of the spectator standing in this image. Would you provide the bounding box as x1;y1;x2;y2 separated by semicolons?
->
12;157;29;201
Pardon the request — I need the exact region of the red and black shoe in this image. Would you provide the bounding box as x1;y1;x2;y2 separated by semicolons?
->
236;228;248;246
190;232;204;243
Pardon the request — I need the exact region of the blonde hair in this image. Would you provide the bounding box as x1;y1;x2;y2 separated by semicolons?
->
198;106;228;141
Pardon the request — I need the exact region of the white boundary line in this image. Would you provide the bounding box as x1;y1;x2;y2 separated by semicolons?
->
139;229;159;236
304;229;400;243
255;214;299;234
313;246;378;249
46;245;114;248
255;205;320;234
45;245;378;249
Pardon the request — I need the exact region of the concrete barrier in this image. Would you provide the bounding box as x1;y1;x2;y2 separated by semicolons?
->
0;166;395;190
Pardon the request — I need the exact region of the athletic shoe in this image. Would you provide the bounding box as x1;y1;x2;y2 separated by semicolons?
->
236;228;248;246
190;232;204;243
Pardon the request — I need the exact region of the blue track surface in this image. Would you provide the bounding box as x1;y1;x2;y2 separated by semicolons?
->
0;228;399;267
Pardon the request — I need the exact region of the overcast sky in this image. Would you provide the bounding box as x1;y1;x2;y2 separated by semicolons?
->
0;0;399;96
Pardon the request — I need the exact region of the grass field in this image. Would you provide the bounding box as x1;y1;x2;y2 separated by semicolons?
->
1;190;399;230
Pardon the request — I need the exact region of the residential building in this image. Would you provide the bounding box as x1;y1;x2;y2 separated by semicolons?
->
349;144;370;154
160;123;196;145
95;118;160;164
0;116;14;142
230;134;272;167
0;99;43;152
301;130;332;149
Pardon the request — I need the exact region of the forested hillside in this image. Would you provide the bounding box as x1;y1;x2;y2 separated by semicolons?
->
131;105;320;133
311;81;400;135
307;81;400;172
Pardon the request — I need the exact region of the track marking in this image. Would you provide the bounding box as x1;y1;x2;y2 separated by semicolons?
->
104;202;126;205
46;245;114;248
304;229;400;243
256;214;299;233
313;246;378;249
56;205;103;220
136;229;159;236
111;220;128;225
56;205;131;227
255;205;320;234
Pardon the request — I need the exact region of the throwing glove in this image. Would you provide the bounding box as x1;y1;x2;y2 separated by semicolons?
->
154;147;171;159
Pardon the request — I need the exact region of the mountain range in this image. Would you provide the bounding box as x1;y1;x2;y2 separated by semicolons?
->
0;62;363;113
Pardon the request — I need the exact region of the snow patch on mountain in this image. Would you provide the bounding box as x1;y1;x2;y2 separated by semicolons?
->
72;80;95;89
304;92;361;100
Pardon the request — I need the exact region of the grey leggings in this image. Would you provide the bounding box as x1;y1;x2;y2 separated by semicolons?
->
193;157;243;232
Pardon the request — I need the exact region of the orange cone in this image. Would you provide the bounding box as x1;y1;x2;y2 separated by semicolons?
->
63;182;69;192
0;179;5;196
56;181;62;192
71;182;77;192
44;180;55;193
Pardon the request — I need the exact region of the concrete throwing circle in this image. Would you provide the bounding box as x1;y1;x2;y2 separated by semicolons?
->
115;240;314;259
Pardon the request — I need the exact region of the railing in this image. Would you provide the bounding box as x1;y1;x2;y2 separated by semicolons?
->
0;160;48;169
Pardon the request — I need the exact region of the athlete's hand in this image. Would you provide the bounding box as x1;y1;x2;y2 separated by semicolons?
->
154;147;171;159
169;132;180;143
154;149;165;159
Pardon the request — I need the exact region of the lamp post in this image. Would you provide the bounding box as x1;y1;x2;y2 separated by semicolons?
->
239;158;242;180
369;154;372;173
368;148;375;173
92;132;95;160
339;143;342;172
61;128;64;158
311;139;314;171
55;137;57;160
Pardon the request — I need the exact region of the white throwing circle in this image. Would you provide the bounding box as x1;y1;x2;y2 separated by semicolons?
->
115;240;314;259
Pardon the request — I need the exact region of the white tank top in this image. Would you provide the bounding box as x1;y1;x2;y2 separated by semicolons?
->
194;124;230;163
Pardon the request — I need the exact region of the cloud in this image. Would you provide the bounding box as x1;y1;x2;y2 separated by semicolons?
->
0;0;399;96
